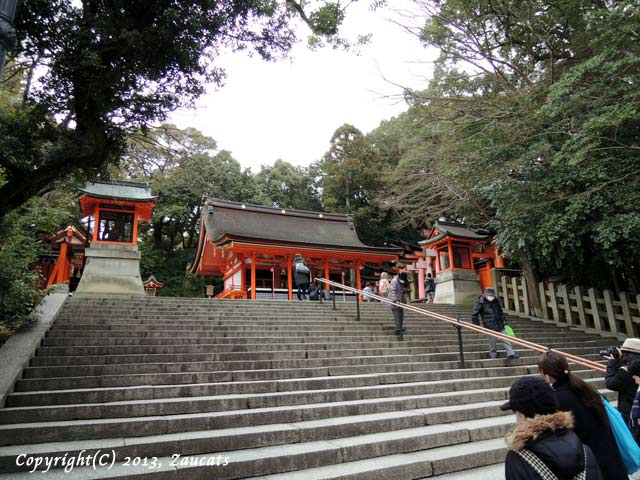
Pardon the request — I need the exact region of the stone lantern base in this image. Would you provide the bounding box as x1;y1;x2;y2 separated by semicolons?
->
433;269;482;305
75;244;145;296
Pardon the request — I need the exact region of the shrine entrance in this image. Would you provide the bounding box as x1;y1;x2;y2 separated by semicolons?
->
190;199;401;300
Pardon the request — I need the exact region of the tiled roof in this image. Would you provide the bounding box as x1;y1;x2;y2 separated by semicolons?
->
202;199;400;253
419;221;488;246
78;180;156;202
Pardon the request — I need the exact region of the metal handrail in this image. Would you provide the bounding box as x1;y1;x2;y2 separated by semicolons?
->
316;278;606;373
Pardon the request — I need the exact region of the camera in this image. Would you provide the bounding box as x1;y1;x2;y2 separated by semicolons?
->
599;346;620;358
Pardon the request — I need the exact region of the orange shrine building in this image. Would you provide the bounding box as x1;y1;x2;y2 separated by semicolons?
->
416;220;505;304
190;199;402;300
74;180;156;296
35;226;87;291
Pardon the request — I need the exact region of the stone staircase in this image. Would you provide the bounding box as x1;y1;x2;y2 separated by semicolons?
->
0;296;614;479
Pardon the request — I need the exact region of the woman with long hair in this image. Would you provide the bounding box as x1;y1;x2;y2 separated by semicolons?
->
538;350;627;480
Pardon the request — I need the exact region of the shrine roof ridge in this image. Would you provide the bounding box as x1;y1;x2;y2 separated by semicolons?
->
206;198;351;222
79;180;156;202
419;220;489;246
202;198;401;252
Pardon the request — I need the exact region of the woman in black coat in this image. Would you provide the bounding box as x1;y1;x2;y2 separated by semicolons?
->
539;351;627;480
502;376;602;480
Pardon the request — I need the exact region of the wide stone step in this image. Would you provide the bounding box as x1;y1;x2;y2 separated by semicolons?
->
33;336;604;357
0;397;516;446
0;416;515;474
25;350;597;380
0;385;513;425
258;444;506;480
39;332;601;346
15;364;538;392
0;435;509;478
26;345;607;367
4;371;605;410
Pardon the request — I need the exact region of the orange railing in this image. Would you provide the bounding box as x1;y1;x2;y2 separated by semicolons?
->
316;278;606;373
215;287;247;300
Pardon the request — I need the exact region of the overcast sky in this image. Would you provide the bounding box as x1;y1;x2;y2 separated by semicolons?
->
169;1;437;172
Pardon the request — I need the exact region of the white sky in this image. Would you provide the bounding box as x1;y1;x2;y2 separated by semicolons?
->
169;1;438;172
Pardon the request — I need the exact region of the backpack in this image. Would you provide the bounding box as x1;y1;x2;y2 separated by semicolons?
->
295;262;309;274
516;446;587;480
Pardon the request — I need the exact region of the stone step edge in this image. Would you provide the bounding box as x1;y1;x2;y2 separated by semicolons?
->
0;398;508;436
14;364;539;390
0;409;515;457
0;435;509;479
8;369;598;400
0;416;514;475
22;353;604;378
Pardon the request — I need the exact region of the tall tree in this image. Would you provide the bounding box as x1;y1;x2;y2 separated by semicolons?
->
256;159;321;210
384;0;640;299
0;0;366;218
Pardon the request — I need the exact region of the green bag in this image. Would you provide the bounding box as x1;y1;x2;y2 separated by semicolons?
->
504;324;516;337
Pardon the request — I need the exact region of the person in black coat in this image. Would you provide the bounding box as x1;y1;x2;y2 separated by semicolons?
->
501;376;602;480
471;287;519;360
292;253;311;301
629;359;640;443
604;337;640;430
539;350;627;480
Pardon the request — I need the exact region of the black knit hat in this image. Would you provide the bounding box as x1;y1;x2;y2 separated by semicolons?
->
398;272;408;284
500;376;558;418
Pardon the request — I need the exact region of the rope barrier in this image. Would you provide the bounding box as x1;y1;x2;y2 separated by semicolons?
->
316;277;606;373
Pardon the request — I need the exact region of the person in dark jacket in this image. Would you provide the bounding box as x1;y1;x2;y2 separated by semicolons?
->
293;253;311;301
501;376;603;480
388;272;408;340
425;273;435;303
307;281;319;301
538;350;627;479
471;287;519;360
628;359;640;444
604;337;640;431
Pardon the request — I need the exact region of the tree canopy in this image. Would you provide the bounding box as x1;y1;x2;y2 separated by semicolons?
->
0;0;371;218
376;0;640;298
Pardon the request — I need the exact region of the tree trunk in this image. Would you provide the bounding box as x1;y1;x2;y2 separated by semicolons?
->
153;217;164;249
520;250;543;318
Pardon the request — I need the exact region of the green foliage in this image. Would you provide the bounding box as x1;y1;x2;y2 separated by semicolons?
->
256;160;321;210
0;189;79;338
0;0;366;218
314;123;418;246
138;242;210;297
376;0;640;292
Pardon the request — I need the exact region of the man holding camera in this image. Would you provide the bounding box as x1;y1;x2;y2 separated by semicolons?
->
603;337;640;434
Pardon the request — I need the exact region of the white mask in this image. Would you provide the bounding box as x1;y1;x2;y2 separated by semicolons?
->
486;295;495;302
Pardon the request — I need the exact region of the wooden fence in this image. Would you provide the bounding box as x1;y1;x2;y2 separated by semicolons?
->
496;272;640;338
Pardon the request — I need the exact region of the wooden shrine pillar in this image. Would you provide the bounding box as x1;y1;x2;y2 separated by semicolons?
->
287;257;293;301
46;240;70;287
240;255;246;292
250;252;257;300
324;259;330;286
